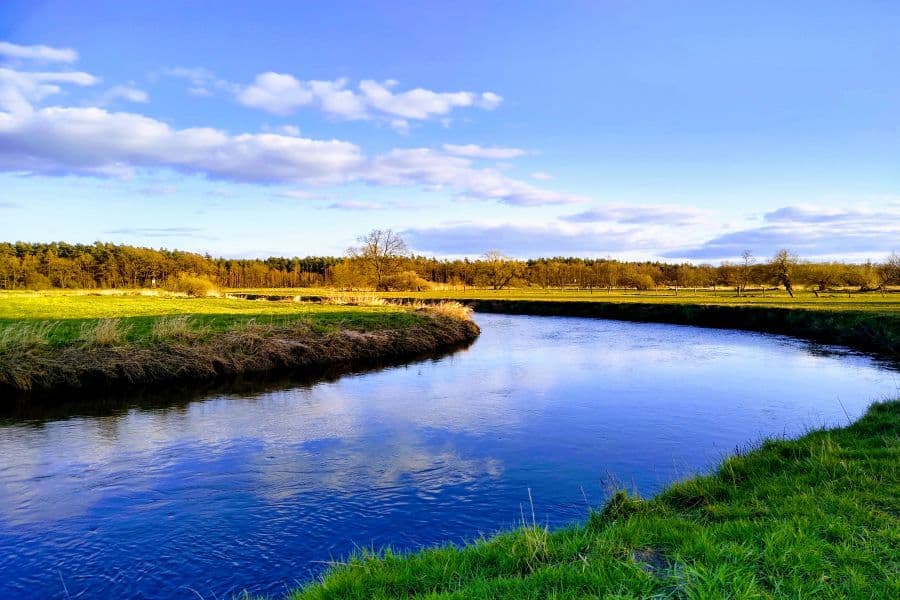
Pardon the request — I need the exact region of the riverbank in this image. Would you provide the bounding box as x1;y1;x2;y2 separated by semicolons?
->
286;399;899;599
243;289;900;361
0;293;479;394
467;299;900;360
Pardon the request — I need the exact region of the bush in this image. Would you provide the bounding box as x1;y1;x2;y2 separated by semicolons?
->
166;274;218;297
382;270;432;292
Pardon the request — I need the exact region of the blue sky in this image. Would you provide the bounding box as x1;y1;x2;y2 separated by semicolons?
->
1;1;898;261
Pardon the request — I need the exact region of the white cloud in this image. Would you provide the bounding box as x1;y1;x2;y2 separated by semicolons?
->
366;148;584;206
562;205;709;226
0;41;77;63
159;66;216;85
665;204;900;260
0;67;100;114
403;222;657;257
358;79;493;120
442;144;526;159
273;189;317;199
479;91;503;110
0;106;364;183
98;84;149;105
531;171;553;180
327;200;384;210
235;73;502;124
0;56;579;208
309;78;367;119
157;66;234;97
390;119;410;133
0;97;577;205
236;72;314;116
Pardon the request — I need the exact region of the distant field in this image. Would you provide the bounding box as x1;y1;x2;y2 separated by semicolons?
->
0;291;426;346
230;287;900;315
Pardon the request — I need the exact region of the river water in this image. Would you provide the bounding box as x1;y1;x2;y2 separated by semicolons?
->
0;314;896;598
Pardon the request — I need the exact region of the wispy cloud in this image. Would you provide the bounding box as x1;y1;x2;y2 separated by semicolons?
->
442;144;526;159
665;204;900;260
155;66;235;97
562;205;709;226
104;227;206;237
96;84;149;106
403;222;661;257
236;73;502;123
326;200;384;210
367;148;585;206
0;42;583;209
0;41;77;63
0;66;99;114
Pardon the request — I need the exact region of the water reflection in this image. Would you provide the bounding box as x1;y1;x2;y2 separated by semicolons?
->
0;314;896;599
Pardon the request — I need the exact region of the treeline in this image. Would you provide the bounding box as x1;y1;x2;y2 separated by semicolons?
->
0;242;338;290
1;241;898;293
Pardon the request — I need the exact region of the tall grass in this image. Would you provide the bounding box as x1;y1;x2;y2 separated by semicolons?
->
322;292;388;306
77;318;128;346
151;315;206;341
0;322;56;350
414;300;473;320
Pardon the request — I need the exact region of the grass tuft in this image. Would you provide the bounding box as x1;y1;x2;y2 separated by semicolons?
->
151;315;206;342
322;292;388;306
77;318;128;346
0;321;56;350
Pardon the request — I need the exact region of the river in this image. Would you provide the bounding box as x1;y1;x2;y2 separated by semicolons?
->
0;314;896;598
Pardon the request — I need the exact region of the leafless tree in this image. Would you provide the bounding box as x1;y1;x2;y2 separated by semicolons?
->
478;250;520;290
879;252;900;292
738;250;755;296
770;249;798;297
348;229;409;290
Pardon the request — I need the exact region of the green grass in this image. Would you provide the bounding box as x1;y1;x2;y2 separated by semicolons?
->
233;287;900;315
286;400;900;599
0;291;428;346
229;287;900;359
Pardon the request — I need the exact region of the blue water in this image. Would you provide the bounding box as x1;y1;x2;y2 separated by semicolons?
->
0;314;896;598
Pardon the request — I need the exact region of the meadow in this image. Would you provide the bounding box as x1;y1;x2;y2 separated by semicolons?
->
232;286;900;314
0;291;477;393
0;290;434;346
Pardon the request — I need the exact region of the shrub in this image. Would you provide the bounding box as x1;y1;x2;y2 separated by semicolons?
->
382;270;432;291
166;274;218;297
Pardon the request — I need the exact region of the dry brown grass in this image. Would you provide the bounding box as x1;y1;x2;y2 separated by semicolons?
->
0;322;56;350
416;300;473;321
78;319;128;347
322;292;388;306
151;315;206;342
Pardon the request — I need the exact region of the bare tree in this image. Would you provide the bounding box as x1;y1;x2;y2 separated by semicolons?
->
770;249;798;297
738;250;755;296
478;250;520;290
879;252;900;293
348;229;409;290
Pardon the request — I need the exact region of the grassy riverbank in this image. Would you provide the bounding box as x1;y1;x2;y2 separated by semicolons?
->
232;287;900;313
236;288;900;360
0;292;479;393
287;400;899;599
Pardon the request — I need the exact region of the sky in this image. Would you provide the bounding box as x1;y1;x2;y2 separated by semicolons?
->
0;0;898;262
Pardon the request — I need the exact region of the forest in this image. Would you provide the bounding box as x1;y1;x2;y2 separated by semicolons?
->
1;240;898;293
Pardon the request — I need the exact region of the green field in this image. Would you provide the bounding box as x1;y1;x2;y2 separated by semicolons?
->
234;287;900;315
287;400;900;599
0;291;427;346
